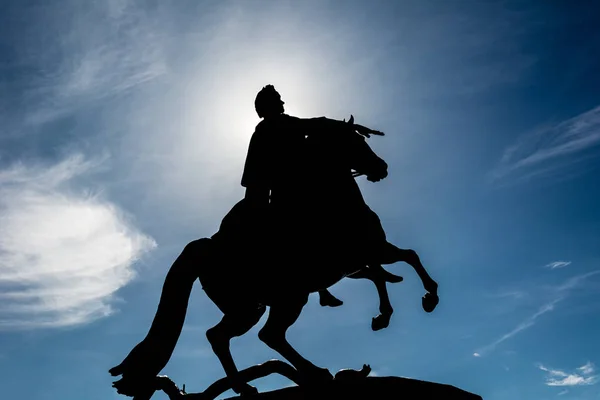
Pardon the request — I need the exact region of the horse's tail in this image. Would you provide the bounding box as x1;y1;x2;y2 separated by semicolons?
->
109;238;213;394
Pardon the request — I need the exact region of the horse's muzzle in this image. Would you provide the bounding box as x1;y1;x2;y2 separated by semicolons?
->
367;159;388;182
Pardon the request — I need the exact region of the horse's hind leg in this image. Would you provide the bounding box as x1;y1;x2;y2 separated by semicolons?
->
258;295;333;385
206;306;266;396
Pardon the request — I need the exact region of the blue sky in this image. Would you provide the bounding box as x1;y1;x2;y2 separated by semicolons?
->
1;1;600;399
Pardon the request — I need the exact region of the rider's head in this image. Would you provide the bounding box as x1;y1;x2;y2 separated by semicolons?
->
255;85;285;119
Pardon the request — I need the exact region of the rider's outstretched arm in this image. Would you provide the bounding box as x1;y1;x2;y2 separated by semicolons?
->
291;116;384;138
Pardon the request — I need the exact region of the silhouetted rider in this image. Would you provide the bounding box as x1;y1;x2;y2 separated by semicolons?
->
243;85;380;210
241;84;383;304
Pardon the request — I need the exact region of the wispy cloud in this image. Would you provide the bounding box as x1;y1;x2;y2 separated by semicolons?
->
0;154;156;330
545;261;572;269
538;363;598;387
556;271;600;292
489;290;527;300
21;1;168;126
474;271;600;356
558;389;568;396
474;298;562;357
577;362;595;375
490;105;600;185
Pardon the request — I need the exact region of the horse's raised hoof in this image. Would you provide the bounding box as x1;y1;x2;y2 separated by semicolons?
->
371;313;392;331
335;364;372;381
422;292;439;313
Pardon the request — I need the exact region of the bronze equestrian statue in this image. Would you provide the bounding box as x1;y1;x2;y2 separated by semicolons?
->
109;85;439;399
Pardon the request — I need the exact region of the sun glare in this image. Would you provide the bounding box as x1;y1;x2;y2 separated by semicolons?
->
184;58;322;167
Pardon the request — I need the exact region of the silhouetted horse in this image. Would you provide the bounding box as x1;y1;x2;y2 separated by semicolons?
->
109;120;438;399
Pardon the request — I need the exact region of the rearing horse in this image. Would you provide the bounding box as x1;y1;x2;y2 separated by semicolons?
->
109;119;438;399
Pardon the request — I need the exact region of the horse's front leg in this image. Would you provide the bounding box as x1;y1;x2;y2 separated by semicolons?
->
347;265;395;331
206;306;266;396
258;294;333;385
380;243;439;312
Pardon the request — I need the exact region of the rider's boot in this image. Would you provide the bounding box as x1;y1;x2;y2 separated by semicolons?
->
319;289;343;307
367;263;403;283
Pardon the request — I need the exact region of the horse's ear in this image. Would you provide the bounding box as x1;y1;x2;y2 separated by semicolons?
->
348;115;354;124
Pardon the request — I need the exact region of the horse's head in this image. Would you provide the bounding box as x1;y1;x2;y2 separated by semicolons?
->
345;118;388;182
305;116;388;183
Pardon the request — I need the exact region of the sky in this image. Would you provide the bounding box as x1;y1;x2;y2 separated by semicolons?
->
1;0;600;399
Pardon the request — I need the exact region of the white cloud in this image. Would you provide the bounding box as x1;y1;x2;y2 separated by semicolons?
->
490;105;600;185
558;389;568;396
0;154;156;330
577;362;595;375
538;363;598;387
473;353;481;357
545;261;572;269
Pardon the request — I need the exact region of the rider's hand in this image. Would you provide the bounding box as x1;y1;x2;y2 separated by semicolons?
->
344;115;384;138
354;124;384;138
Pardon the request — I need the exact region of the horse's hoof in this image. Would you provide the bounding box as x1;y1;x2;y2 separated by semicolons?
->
112;376;157;399
422;293;439;313
371;313;391;331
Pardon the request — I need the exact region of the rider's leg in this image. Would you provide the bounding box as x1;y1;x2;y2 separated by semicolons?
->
349;263;403;283
370;263;403;283
318;289;343;307
258;294;333;384
206;306;266;396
